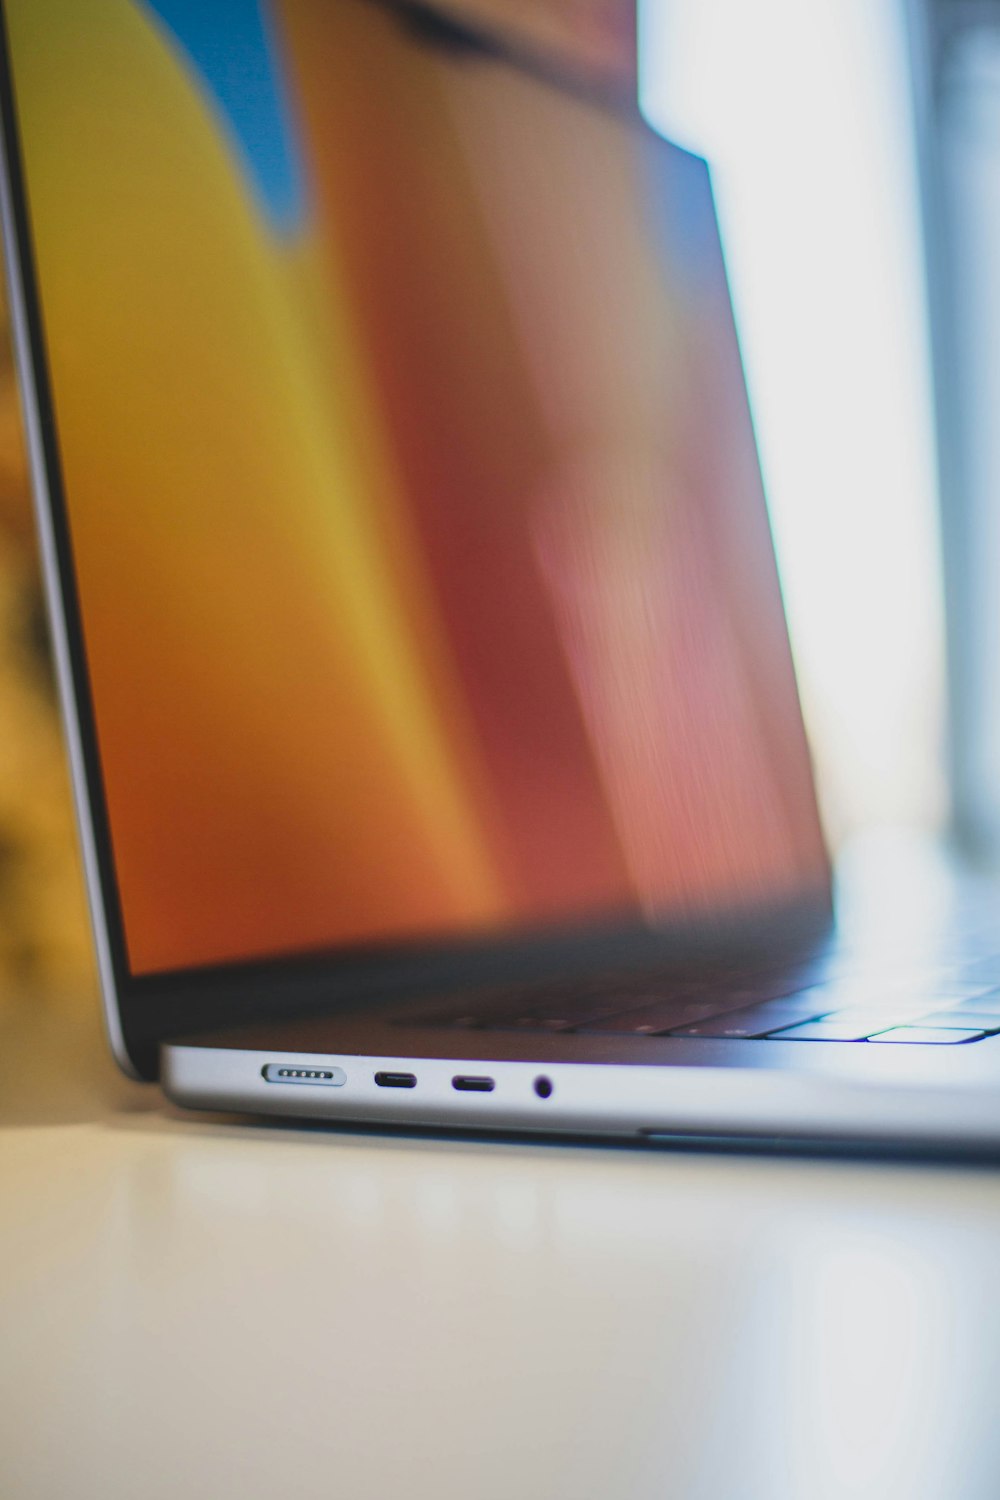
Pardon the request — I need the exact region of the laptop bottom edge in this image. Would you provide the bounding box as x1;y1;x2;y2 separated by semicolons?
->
161;1040;1000;1154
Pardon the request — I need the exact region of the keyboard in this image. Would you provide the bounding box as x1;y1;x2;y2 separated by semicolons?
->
401;955;1000;1045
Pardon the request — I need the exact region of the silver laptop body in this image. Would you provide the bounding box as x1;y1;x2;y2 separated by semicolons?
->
6;0;1000;1151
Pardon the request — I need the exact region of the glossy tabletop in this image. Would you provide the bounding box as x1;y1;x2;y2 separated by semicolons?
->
3;983;1000;1500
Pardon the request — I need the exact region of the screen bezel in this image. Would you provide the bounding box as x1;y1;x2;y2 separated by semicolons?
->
0;0;832;1079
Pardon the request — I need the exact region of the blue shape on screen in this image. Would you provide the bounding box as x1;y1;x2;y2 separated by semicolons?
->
141;0;305;235
642;137;721;293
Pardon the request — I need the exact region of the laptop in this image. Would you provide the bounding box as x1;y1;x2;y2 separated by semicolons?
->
5;0;1000;1151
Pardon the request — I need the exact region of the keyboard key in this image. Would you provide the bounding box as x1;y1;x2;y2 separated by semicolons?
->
772;1017;895;1042
793;979;992;1012
813;1004;926;1027
583;997;758;1035
867;1026;986;1044
668;1000;832;1039
488;972;762;1029
913;1010;1000;1031
501;989;711;1030
691;977;823;1007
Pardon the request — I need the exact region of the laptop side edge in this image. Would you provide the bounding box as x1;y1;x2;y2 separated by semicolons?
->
0;19;139;1078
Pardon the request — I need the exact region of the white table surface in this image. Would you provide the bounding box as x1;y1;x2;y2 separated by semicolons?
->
3;983;1000;1500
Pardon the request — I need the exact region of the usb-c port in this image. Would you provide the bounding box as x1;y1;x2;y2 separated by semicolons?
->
452;1075;495;1092
374;1071;417;1089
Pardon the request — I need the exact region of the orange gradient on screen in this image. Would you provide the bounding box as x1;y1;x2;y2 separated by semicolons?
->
6;0;829;975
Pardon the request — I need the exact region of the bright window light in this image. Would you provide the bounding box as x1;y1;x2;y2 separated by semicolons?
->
638;0;946;845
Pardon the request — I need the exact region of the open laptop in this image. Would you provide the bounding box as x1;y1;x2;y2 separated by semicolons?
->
5;0;1000;1150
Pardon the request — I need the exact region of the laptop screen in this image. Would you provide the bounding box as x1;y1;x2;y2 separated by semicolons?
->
4;0;829;979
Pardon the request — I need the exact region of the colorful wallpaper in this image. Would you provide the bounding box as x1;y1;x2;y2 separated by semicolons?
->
6;0;829;976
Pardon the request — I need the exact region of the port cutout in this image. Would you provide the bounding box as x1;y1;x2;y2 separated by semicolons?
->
534;1075;554;1099
452;1075;495;1093
262;1064;346;1086
374;1071;417;1089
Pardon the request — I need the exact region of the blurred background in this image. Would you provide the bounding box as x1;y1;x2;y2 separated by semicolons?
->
643;0;946;847
0;293;92;995
0;0;996;995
